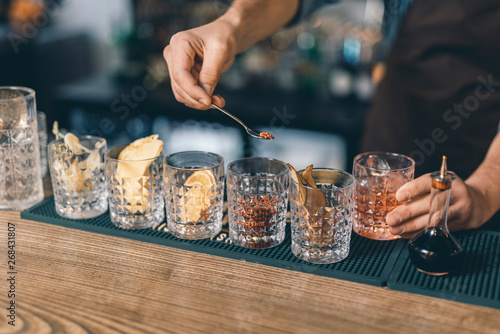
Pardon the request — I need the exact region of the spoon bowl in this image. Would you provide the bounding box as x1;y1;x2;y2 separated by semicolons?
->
211;104;274;140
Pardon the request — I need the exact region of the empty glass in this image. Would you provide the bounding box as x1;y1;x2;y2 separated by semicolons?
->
290;168;355;264
164;151;224;239
227;157;289;249
105;144;164;229
0;87;44;210
353;152;415;240
48;136;107;219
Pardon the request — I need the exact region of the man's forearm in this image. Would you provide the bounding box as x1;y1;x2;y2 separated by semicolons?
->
466;132;500;223
218;0;299;54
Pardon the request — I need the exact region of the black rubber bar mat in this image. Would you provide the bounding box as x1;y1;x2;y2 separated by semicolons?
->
21;197;405;286
387;230;500;310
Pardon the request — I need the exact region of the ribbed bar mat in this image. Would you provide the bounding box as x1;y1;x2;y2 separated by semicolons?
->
21;197;405;286
387;231;500;310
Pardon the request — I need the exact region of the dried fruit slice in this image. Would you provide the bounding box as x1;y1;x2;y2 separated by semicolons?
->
288;163;332;245
115;135;164;214
178;170;217;223
184;170;216;187
56;158;84;192
64;133;83;154
287;163;326;215
301;164;317;188
79;139;106;181
287;164;309;187
116;135;163;178
118;134;163;160
52;121;62;140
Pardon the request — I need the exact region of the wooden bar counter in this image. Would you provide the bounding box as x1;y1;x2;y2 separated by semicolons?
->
1;184;499;333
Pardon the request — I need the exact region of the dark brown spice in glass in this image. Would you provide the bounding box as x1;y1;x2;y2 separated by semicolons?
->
233;195;278;248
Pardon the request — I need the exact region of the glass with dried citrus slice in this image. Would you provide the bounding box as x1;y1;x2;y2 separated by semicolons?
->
290;168;355;264
164;151;224;239
105;135;165;229
48;135;107;219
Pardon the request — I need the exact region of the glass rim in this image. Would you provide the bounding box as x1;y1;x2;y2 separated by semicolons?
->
354;151;415;172
164;150;224;171
0;86;36;101
291;167;355;190
106;143;162;163
227;157;289;178
49;135;106;155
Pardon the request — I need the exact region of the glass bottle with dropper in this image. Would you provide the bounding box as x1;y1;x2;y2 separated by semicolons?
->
408;156;464;276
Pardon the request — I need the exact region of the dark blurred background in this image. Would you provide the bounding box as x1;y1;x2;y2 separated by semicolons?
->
0;0;395;171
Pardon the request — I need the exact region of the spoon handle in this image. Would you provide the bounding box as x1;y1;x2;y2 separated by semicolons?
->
211;104;248;130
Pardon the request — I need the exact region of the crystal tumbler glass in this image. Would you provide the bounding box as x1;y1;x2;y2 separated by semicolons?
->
164;151;224;239
0;87;44;210
48;136;107;219
105;144;164;229
227;157;289;249
37;111;48;177
290;168;355;264
353;152;415;240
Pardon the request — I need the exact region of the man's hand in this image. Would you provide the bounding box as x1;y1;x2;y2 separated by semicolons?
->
163;0;299;110
386;173;487;238
163;20;238;110
386;133;500;237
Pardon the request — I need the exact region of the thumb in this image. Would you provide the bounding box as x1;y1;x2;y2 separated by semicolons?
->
198;48;226;96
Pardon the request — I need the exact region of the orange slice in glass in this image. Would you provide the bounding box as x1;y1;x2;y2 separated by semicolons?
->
178;170;216;223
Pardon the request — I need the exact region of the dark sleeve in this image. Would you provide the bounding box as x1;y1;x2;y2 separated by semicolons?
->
287;0;340;26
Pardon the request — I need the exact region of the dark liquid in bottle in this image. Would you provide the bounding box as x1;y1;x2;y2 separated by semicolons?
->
408;226;463;276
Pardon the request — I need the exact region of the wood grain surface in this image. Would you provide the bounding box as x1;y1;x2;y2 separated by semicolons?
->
1;182;500;333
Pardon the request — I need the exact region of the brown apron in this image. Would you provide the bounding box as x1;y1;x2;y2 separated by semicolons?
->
361;0;500;179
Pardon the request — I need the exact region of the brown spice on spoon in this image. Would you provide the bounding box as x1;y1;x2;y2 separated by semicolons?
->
259;132;274;140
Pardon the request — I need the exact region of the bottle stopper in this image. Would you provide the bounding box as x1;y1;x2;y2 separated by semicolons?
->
431;156;455;190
